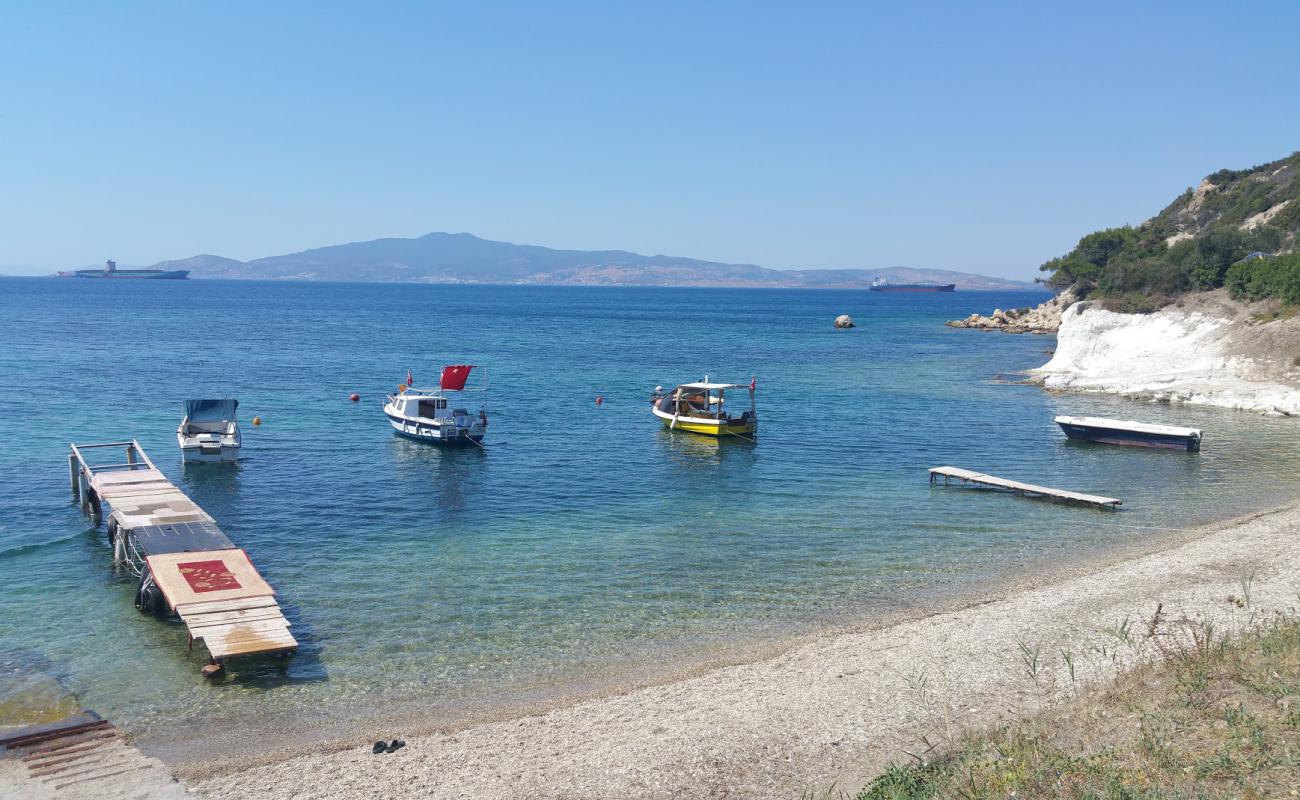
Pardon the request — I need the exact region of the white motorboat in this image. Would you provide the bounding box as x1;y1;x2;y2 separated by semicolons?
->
384;365;488;445
177;398;241;463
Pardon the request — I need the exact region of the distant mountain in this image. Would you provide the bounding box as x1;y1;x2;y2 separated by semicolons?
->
152;254;249;275
146;232;1034;289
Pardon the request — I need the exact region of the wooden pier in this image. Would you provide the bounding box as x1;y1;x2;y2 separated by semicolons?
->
929;466;1122;509
68;441;297;673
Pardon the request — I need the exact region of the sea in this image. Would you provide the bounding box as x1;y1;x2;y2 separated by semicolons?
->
3;277;1300;758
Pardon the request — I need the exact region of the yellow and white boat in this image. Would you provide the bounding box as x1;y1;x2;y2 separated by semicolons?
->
650;379;756;438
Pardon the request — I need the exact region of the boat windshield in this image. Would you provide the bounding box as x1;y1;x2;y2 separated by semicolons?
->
416;398;448;417
184;398;237;422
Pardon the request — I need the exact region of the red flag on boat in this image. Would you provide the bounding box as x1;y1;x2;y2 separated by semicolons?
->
440;364;474;391
749;377;756;391
406;369;413;387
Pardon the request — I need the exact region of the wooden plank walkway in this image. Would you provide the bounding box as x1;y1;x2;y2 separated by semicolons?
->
68;440;297;671
929;466;1122;509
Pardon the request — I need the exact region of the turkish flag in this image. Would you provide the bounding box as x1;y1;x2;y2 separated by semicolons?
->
406;369;413;386
440;365;474;390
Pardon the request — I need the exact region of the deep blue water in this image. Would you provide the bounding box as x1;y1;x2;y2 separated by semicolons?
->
3;277;1300;751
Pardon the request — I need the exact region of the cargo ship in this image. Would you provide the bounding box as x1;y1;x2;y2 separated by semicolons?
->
57;260;189;280
869;278;955;292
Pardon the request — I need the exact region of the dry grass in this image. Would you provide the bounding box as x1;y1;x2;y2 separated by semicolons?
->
856;610;1300;799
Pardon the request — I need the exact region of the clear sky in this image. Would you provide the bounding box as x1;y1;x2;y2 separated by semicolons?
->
1;2;1297;278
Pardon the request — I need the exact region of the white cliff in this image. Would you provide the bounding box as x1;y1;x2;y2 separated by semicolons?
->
1032;292;1300;415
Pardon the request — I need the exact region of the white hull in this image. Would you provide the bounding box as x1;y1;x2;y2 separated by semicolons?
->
384;401;486;445
179;443;241;463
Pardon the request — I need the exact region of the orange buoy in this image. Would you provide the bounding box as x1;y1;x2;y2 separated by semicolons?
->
251;416;262;426
349;393;360;402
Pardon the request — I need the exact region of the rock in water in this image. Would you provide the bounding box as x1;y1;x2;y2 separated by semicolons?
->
834;314;856;329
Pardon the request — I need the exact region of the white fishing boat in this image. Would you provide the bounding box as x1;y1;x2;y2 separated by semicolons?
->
1055;415;1202;451
176;399;241;463
384;365;488;445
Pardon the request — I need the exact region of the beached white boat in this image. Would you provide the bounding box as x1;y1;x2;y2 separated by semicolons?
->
384;365;488;445
177;399;241;463
1055;415;1202;452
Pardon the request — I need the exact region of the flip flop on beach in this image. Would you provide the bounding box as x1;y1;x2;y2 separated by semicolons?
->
372;740;388;754
385;739;406;753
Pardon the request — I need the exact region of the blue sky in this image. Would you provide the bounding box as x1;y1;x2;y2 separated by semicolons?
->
1;2;1297;278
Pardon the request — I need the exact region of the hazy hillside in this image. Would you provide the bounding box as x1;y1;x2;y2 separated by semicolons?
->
150;231;1032;289
1040;151;1300;309
152;254;248;276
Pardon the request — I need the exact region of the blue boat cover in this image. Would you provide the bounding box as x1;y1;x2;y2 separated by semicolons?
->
184;398;238;422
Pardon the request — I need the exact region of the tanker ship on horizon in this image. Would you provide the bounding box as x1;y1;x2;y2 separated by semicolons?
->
869;277;955;292
57;259;189;280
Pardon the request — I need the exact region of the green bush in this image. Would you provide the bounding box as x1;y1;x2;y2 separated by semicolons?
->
1224;252;1300;305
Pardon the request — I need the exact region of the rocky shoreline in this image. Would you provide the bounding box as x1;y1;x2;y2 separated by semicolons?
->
946;287;1076;334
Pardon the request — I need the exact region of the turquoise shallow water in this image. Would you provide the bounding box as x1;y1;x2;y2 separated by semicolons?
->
3;277;1300;753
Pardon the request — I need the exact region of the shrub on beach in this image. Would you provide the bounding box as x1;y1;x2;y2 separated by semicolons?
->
855;612;1300;799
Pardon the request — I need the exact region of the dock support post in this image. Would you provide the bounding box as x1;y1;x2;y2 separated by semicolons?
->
112;521;126;564
68;454;79;498
75;471;87;512
126;444;137;468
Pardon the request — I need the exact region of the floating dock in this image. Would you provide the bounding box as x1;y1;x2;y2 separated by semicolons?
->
929;466;1122;509
68;441;296;673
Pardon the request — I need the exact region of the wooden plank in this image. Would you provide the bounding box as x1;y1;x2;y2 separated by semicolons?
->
929;466;1121;508
189;620;292;638
195;619;293;638
21;734;119;762
95;484;180;500
199;623;296;642
113;503;206;519
180;608;291;627
195;633;294;656
104;490;192;504
207;635;298;659
89;470;166;491
0;720;110;750
176;596;280;615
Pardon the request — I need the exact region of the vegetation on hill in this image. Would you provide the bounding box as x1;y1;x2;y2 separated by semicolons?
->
1039;152;1300;311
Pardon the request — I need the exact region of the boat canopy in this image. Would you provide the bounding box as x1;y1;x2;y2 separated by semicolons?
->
184;398;238;422
677;382;746;391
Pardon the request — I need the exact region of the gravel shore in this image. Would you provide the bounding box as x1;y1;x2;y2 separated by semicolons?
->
181;500;1300;799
